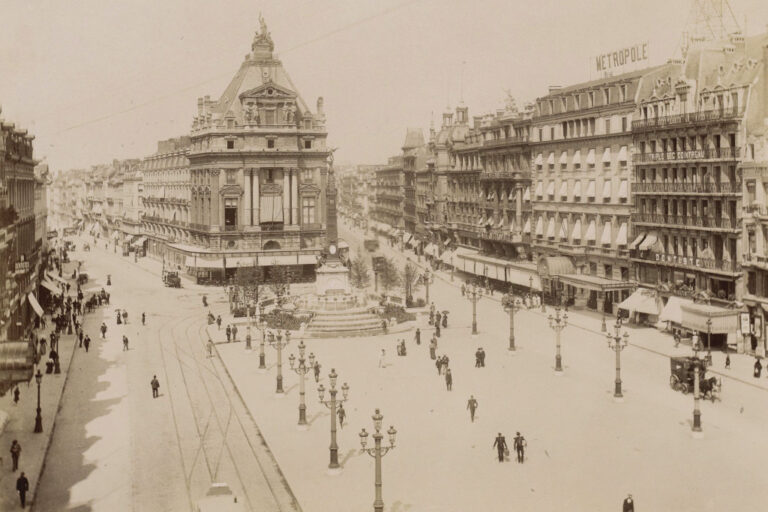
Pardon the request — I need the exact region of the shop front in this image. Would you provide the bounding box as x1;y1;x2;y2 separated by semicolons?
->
679;302;741;351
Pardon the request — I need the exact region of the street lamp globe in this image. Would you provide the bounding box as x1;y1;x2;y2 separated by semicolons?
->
308;352;316;367
359;427;369;448
318;383;326;401
373;408;383;431
35;369;42;385
387;425;397;446
342;382;350;400
298;340;306;358
288;353;296;369
329;368;338;388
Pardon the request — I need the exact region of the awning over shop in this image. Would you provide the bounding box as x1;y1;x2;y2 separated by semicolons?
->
187;257;224;269
535;182;543;198
225;256;256;268
523;218;531;234
546;182;555;197
559;151;568;165
440;250;455;265
47;272;67;285
619;180;628;200
585;220;596;242
339;240;349;249
404;234;413;245
259;254;302;266
586;180;596;199
573;180;582;199
602;147;611;164
538;256;576;277
298;254;319;265
535;153;543;167
522;187;530;201
573;150;582;167
131;236;147;247
478;217;486;227
40;280;60;294
629;233;646;250
0;341;34;392
618;145;628;163
559;218;568;240
110;231;119;240
618;288;663;316
602;180;612;201
638;232;658;251
547;152;555;166
559;181;568;199
424;243;438;258
680;302;740;333
659;296;693;324
27;293;44;317
535;217;544;236
507;189;515;200
558;273;633;292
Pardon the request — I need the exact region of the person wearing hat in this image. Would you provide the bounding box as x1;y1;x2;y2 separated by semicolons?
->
466;395;478;422
622;493;635;512
513;432;526;463
492;433;508;462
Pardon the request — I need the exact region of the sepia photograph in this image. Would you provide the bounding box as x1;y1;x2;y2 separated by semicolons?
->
2;0;768;510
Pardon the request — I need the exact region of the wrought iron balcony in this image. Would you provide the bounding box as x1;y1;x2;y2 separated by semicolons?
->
632;107;743;131
633;213;740;231
632;181;741;194
634;147;740;164
633;251;740;273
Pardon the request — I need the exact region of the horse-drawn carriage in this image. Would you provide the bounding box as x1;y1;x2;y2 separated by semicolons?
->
162;270;182;288
669;356;721;402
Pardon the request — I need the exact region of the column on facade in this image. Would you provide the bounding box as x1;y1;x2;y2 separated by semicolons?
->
211;169;220;227
515;185;523;229
291;168;299;225
243;168;251;226
253;169;260;224
283;169;291;223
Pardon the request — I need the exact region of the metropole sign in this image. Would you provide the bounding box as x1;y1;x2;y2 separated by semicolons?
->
595;42;649;74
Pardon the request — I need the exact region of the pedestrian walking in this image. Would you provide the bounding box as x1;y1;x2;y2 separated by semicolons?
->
445;368;452;391
378;349;387;368
442;355;449;373
232;325;238;342
622;494;635;512
513;432;526;463
467;395;478;422
435;311;442;329
100;322;107;339
493;433;508;462
122;310;128;324
78;329;83;347
141;312;146;326
337;403;346;428
216;315;222;330
429;338;437;360
435;357;442;375
754;357;763;378
226;325;232;342
151;375;160;398
13;387;19;405
83;335;91;353
442;311;448;328
725;353;731;369
313;361;321;382
10;440;21;471
122;335;129;351
415;327;421;345
461;283;466;296
40;338;47;356
435;323;441;338
116;309;122;325
16;472;29;508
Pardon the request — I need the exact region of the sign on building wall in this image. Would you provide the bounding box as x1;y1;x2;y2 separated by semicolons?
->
595;42;649;75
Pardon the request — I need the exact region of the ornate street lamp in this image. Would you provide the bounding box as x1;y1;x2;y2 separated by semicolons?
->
547;306;568;373
692;353;703;435
34;369;43;433
466;283;483;336
318;369;349;470
288;341;316;427
259;314;267;370
502;287;521;351
268;330;290;393
422;269;432;305
359;409;397;512
606;318;630;399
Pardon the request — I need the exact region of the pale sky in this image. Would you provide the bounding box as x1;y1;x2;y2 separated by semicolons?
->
1;0;767;172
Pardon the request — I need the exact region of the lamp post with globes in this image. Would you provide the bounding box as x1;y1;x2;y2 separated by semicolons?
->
548;306;568;373
359;409;397;512
318;369;349;470
268;330;290;393
502;287;521;351
606;317;630;399
288;341;315;426
422;269;432;305
34;369;43;433
466;283;483;335
258;316;267;369
691;331;703;434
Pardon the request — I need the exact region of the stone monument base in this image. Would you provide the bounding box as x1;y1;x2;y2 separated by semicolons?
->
315;259;350;296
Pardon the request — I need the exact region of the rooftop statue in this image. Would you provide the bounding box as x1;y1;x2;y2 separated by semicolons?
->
253;13;274;51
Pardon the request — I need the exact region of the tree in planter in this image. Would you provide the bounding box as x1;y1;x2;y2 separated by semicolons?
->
377;256;401;298
349;252;371;289
267;265;295;306
402;262;422;307
233;266;263;315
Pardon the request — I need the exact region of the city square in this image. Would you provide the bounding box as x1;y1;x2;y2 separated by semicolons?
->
2;1;768;511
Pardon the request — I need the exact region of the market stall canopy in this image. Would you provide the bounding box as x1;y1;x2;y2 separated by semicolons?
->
618;288;662;316
27;293;44;317
131;236;147;247
659;296;693;324
558;273;634;292
680;302;740;333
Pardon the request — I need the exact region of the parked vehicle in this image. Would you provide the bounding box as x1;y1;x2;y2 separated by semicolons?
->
162;270;182;288
77;273;89;285
196;483;244;512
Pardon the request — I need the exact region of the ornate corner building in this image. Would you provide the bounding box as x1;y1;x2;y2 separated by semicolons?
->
141;20;330;283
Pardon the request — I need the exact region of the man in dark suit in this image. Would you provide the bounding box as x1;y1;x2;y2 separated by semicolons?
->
492;433;507;462
622;494;635;512
16;472;29;508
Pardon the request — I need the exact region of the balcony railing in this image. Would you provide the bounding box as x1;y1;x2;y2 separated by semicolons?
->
634;213;740;230
632;181;741;194
634;147;740;164
632;107;743;130
634;251;740;273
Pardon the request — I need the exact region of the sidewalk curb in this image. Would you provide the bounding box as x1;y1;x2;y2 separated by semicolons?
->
211;342;304;512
